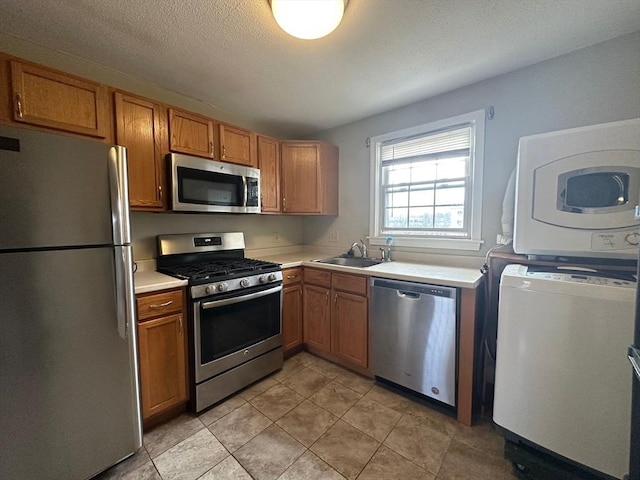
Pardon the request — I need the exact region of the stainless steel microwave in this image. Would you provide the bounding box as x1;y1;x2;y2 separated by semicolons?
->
169;153;260;213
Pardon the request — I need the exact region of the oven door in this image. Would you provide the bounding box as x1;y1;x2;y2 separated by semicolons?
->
193;284;282;383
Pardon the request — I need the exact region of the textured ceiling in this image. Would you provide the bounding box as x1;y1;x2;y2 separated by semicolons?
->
1;0;639;136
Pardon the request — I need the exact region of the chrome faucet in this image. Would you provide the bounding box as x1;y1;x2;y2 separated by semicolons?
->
350;239;367;258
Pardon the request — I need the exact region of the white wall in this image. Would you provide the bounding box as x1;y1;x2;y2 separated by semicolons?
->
304;31;640;267
130;212;302;260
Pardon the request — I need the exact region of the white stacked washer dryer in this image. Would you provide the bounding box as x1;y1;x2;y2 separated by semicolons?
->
494;264;634;479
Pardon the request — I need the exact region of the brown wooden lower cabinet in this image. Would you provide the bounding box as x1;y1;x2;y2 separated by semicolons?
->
282;267;303;356
332;290;368;368
303;268;369;371
136;288;188;426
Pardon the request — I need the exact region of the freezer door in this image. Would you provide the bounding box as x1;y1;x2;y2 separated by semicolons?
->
0;247;142;480
0;126;126;249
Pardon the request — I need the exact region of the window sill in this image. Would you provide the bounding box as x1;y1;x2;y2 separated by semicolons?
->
368;236;484;252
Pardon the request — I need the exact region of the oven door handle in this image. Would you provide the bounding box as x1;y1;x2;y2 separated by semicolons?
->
201;285;282;310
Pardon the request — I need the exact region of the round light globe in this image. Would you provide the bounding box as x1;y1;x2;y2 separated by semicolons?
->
272;0;345;40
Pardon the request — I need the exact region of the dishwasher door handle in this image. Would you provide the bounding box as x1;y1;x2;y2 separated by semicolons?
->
397;290;420;299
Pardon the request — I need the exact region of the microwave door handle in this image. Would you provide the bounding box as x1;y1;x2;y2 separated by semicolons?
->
201;285;282;310
242;176;248;207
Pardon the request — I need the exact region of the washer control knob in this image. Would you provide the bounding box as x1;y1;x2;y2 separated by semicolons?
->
625;232;640;245
267;273;277;282
259;275;268;284
205;285;215;295
240;278;250;288
217;283;228;292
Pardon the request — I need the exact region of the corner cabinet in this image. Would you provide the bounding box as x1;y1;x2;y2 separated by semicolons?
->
8;60;111;140
114;92;168;211
136;288;188;428
303;268;369;373
258;135;281;213
281;141;339;215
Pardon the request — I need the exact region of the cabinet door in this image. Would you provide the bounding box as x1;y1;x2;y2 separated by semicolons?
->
114;92;167;210
332;291;368;368
282;284;303;352
258;135;281;212
219;123;256;167
10;60;110;139
303;284;331;352
137;313;187;420
168;108;215;159
281;142;321;213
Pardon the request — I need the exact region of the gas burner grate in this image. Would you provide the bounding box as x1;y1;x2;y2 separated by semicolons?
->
160;258;280;283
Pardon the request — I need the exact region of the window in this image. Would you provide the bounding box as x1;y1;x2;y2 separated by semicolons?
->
369;110;485;251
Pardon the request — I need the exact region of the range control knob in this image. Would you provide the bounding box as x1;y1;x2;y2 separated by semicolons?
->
240;278;250;288
259;275;268;284
625;232;640;245
217;283;228;292
205;285;215;295
267;273;277;282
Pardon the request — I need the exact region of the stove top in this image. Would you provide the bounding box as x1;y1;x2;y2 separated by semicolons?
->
155;232;283;297
159;257;280;284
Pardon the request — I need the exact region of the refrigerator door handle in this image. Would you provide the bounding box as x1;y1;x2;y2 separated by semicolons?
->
108;146;131;245
114;246;136;339
630;346;640;381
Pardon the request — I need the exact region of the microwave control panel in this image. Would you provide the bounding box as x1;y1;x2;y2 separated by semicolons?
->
591;228;640;251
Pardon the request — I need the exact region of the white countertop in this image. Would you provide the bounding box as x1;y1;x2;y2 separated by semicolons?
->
134;270;187;295
257;253;484;289
134;253;484;294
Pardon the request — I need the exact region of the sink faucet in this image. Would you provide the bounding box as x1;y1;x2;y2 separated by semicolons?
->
350;239;367;258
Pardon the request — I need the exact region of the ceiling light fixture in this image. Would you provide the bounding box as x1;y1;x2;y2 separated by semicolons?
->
271;0;347;40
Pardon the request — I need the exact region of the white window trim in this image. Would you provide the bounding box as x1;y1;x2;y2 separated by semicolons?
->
368;110;485;252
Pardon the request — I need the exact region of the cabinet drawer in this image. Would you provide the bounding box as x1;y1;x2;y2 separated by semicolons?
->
332;273;367;296
303;268;331;288
283;267;302;286
137;289;183;321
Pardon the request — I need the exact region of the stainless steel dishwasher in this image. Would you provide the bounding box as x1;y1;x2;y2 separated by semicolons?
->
370;277;457;406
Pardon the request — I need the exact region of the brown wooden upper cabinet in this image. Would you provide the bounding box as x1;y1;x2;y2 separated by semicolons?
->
281;141;339;215
9;60;110;139
168;108;215;159
218;123;257;167
257;135;281;213
114;92;168;211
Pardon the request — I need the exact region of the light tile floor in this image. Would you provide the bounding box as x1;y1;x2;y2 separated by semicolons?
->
97;351;516;480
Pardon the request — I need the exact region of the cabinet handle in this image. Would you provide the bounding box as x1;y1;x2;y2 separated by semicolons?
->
299;288;302;297
286;275;298;279
283;197;287;212
158;185;163;200
221;145;226;159
325;291;329;302
178;315;183;335
15;93;23;118
334;293;338;304
149;300;173;309
209;141;214;156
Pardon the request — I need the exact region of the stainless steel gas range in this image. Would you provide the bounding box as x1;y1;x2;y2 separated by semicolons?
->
157;232;283;412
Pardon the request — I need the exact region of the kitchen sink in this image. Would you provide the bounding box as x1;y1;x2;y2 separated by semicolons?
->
314;256;384;268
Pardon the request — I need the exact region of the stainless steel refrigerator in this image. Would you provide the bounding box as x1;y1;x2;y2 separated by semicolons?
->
630;253;640;480
0;126;142;479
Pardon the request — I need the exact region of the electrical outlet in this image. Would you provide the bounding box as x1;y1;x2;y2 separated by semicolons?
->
272;232;281;243
329;230;339;242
